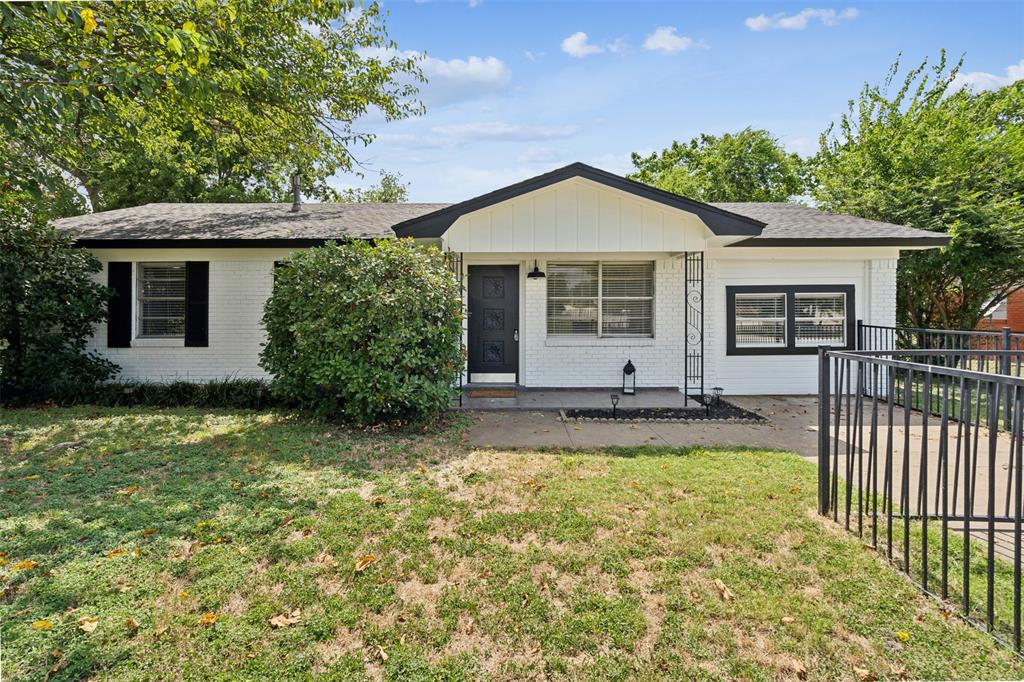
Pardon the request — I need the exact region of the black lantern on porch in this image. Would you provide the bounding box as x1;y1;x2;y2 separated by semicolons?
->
622;359;636;395
526;259;546;279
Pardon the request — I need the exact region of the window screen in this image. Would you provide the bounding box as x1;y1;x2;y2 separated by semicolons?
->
794;293;846;346
734;293;786;347
547;262;654;337
601;262;654;337
547;262;598;335
138;263;186;337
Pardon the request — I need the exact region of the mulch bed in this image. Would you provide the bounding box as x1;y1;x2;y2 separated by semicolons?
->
561;399;766;424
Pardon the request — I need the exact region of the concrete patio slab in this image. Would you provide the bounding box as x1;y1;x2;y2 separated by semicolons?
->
459;387;700;412
465;395;820;455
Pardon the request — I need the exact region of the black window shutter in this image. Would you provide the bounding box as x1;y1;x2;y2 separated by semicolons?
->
184;261;209;347
107;262;133;348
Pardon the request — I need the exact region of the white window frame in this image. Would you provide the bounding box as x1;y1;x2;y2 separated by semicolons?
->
546;261;655;339
793;291;848;347
733;293;787;348
135;262;187;342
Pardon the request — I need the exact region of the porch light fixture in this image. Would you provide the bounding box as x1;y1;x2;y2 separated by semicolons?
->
622;359;636;395
610;393;619;419
526;259;546;279
711;386;723;405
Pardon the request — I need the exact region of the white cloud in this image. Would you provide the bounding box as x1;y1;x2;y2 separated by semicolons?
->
430;122;580;143
607;37;628;55
952;59;1024;92
468;0;482;7
745;7;859;31
524;50;540;62
561;32;604;58
361;49;511;107
643;26;694;54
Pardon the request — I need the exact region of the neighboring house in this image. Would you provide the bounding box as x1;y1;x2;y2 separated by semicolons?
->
55;162;948;396
978;289;1024;332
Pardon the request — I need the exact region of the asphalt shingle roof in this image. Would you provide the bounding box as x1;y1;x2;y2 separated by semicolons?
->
55;199;947;246
56;202;448;242
712;202;946;244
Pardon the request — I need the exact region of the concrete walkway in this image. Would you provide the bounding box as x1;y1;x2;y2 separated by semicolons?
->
459;387;696;411
465;395;821;455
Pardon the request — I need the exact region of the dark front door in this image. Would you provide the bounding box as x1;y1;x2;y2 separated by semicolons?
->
467;265;519;381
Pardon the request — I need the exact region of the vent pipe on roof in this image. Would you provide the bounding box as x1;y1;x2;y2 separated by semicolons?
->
290;172;301;212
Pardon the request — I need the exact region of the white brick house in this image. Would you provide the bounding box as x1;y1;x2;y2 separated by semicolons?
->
56;163;947;396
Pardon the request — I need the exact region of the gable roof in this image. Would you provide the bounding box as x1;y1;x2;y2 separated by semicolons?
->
54;164;949;249
57;202;446;247
718;203;950;246
391;162;767;239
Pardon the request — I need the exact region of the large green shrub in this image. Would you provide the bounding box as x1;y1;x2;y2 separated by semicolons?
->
260;239;463;424
0;194;117;404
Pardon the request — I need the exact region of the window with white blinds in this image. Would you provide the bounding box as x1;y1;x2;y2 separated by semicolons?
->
547;262;654;337
734;293;786;347
794;293;846;346
138;263;186;338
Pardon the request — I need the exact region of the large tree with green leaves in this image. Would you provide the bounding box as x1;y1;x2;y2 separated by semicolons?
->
811;53;1024;329
0;0;421;212
629;128;805;202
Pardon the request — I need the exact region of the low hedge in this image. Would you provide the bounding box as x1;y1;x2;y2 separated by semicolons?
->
19;378;280;409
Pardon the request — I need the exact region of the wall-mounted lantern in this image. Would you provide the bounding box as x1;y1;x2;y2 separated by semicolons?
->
526;259;546;279
622;359;636;395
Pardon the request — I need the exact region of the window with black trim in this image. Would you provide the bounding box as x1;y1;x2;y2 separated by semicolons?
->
137;262;186;338
547;261;654;337
727;284;854;355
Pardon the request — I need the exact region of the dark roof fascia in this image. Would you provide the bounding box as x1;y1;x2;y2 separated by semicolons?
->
727;236;951;247
72;238;362;248
391;162;767;238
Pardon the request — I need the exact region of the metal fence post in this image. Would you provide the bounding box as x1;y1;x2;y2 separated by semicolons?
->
1003;326;1013;427
818;346;831;515
856;319;864;351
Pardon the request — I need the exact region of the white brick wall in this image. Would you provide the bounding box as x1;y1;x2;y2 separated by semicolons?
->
868;258;898;327
86;248;295;382
515;256;686;388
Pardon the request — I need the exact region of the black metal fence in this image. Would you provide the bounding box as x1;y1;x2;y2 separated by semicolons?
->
818;347;1024;654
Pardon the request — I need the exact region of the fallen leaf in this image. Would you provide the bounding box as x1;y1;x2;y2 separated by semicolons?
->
269;610;301;628
888;663;908;680
782;657;807;679
417;464;427;473
895;630;910;642
913;613;925;622
377;646;388;662
372;495;385;506
854;667;878;681
938;608;952;621
315;551;337;568
199;612;219;626
178;591;190;600
77;616;99;633
259;490;271;499
126;618;140;632
32;619;54;630
789;486;801;494
355;555;378;572
14;559;39;571
713;578;735;602
106;548;125;558
154;625;169;637
780;616;796;625
141;527;157;537
118;485;140;495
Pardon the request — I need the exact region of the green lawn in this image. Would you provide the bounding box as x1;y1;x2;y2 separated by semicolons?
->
2;408;1023;681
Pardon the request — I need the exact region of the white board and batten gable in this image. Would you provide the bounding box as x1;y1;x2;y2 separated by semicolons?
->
440;177;709;253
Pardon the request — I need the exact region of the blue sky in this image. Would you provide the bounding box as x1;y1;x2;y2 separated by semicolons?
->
337;1;1024;202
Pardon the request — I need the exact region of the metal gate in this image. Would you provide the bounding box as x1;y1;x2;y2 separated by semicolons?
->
684;252;704;404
